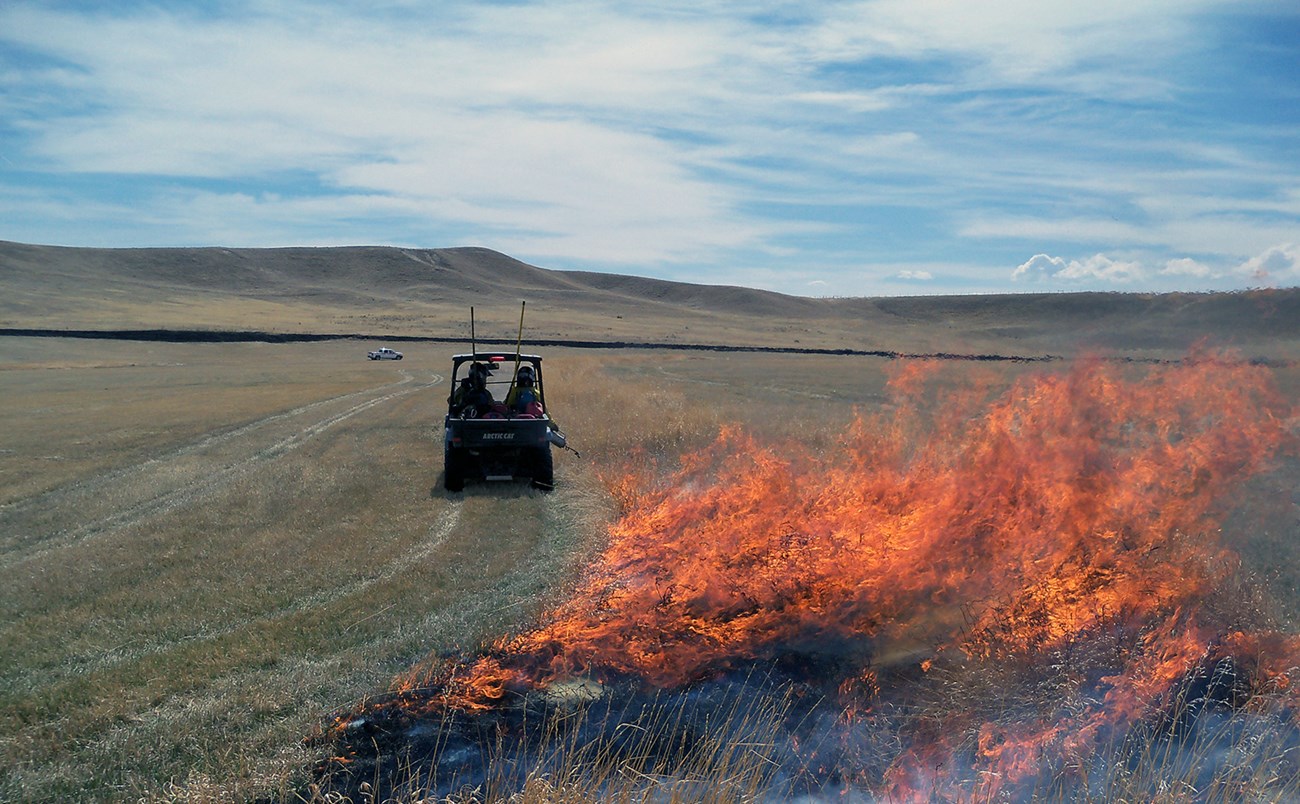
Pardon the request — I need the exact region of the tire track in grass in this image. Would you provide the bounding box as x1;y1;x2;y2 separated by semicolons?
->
1;371;420;531
0;371;443;567
26;501;465;687
0;500;466;740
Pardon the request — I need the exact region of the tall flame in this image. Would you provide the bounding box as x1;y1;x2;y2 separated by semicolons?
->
385;351;1297;796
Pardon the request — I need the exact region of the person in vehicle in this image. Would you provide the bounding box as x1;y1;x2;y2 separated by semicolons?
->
505;364;543;415
450;362;495;417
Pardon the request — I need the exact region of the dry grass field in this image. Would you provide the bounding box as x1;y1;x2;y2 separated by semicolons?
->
2;242;1299;802
0;336;735;802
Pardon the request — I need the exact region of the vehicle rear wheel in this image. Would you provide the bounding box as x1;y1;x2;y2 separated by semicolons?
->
530;446;554;492
444;447;465;492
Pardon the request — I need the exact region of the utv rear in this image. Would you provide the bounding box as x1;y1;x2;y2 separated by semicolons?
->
443;353;563;492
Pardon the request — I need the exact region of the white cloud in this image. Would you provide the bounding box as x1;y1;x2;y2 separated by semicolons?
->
1013;253;1143;283
896;269;933;281
964;211;1300;268
1013;253;1068;281
1237;243;1300;284
842;132;924;157
803;0;1222;92
1013;247;1300;289
791;90;895;113
0;2;783;265
1160;257;1212;277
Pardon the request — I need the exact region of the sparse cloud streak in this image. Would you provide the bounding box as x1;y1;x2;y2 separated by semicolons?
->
0;0;1296;296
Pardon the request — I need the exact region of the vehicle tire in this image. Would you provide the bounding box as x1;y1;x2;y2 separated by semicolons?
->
444;447;465;492
530;446;554;492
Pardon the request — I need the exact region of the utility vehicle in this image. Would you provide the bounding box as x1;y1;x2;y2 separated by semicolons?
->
443;352;565;492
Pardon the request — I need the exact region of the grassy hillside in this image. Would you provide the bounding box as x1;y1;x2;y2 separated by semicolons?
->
3;240;1298;359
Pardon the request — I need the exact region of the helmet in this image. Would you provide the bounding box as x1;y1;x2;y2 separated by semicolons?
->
466;362;491;389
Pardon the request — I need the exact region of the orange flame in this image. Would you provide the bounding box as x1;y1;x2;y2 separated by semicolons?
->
385;351;1297;794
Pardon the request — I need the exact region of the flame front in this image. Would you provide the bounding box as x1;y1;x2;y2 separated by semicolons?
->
386;352;1298;796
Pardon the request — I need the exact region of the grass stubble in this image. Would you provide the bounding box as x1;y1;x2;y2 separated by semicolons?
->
1;339;1298;802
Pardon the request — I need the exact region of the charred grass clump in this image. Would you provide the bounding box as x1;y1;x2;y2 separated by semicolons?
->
306;673;792;804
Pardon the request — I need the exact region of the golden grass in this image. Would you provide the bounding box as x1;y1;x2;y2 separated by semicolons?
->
2;337;1297;802
0;342;619;801
0;339;381;505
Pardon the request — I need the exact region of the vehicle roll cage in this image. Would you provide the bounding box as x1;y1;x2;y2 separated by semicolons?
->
449;352;547;415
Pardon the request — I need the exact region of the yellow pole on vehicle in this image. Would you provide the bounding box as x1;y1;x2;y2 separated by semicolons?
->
507;301;525;410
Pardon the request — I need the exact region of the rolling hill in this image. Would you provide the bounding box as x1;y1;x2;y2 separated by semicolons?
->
2;240;1297;358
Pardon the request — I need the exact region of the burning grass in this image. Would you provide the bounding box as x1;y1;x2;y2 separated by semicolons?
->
318;351;1300;801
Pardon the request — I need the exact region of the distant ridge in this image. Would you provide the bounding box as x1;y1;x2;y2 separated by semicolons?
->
0;240;811;319
2;240;1297;356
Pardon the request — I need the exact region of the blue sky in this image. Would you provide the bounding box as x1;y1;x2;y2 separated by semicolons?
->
1;1;1297;297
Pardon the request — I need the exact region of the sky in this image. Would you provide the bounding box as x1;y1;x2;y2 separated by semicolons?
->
1;1;1298;297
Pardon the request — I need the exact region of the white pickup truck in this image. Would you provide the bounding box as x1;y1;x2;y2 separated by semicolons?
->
367;347;403;360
